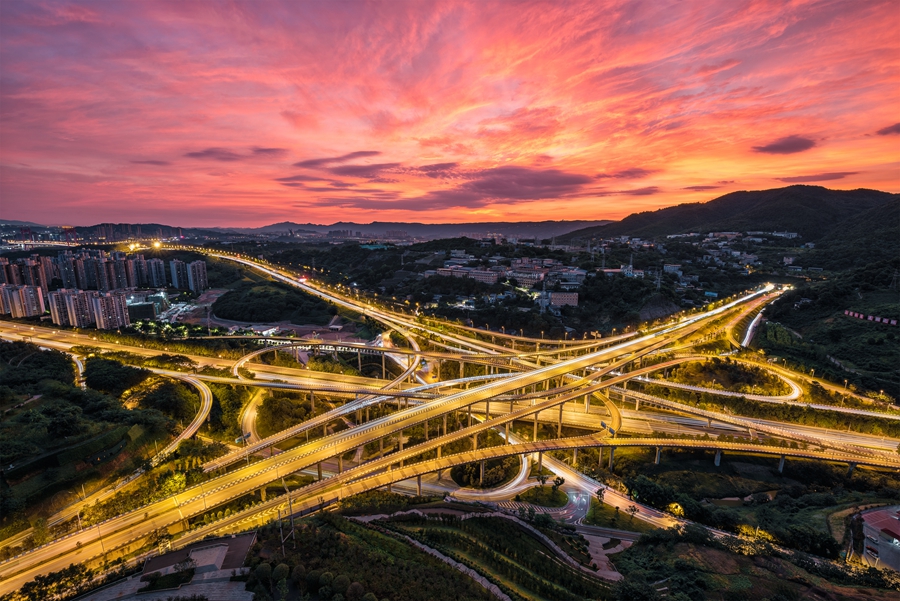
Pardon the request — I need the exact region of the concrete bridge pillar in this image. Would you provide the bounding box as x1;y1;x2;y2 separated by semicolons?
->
366;406;370;422
608;447;615;471
558;404;564;437
472;434;478;451
388;481;392;493
778;455;785;473
460;361;464;379
398;429;404;452
425;419;429;441
310;391;315;413
538;451;543;473
379;437;384;458
714;450;722;467
847;462;856;477
437;445;441;458
338;455;343;474
323;423;328;438
485;400;490;418
260;486;267;501
505;421;510;443
468;405;472;427
655;447;661;465
480;460;485;485
573;448;578;465
443;414;448;436
635;397;640;411
584;394;590;413
382;354;386;379
417;475;422;496
598;447;603;467
356;409;361;424
317;462;323;481
533;412;539;441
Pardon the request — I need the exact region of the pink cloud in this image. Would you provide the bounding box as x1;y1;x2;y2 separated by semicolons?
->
0;0;897;226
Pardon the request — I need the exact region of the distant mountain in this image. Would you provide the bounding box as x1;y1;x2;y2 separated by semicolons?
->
560;186;898;242
0;219;45;228
227;220;612;240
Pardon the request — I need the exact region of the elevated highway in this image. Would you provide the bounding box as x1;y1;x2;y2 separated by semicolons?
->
10;251;891;593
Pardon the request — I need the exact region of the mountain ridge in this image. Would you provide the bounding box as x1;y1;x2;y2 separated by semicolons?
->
560;185;898;242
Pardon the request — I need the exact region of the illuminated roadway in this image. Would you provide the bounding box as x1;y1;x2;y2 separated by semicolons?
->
1;251;897;591
0;295;744;588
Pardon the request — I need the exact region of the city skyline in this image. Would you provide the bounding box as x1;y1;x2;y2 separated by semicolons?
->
1;0;898;227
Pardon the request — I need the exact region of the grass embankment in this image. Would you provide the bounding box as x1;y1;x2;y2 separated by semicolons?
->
586;446;900;559
212;280;336;325
242;512;495;601
664;357;791;395
0;343;183;552
755;264;899;399
451;456;520;489
382;514;610;601
518;485;569;508
583;500;659;535
614;525;900;600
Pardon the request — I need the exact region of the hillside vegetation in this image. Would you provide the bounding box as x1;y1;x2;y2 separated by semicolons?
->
562;185;897;242
212;280;337;324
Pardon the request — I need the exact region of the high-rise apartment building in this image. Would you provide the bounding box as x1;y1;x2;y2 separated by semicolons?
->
91;293;130;330
0;285;46;318
66;291;98;327
170;260;189;290
186;261;208;293
57;252;79;288
48;289;72;326
147;259;167;287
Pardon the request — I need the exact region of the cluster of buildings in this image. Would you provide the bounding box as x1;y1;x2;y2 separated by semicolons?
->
0;250;207;329
424;252;588;291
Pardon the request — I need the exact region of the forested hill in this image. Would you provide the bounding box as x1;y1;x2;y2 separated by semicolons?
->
562;185;898;242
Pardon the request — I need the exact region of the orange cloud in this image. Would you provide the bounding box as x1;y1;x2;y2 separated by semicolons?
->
0;0;897;226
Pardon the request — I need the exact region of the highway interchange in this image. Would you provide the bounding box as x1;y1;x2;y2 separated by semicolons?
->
1;246;898;592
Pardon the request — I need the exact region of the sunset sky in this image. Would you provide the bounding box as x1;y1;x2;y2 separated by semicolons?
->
1;0;898;227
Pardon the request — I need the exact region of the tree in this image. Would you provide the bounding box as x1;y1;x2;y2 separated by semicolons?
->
347;582;366;600
537;474;548;488
332;574;351;595
275;578;289;601
595;487;605;503
627;505;639;522
271;564;290;585
31;518;49;546
291;564;306;585
255;563;272;586
551;476;565;492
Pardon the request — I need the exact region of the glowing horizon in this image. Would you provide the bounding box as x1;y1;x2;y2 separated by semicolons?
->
1;1;898;227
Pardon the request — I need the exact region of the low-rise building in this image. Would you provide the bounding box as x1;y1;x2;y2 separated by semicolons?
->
861;506;900;571
549;292;578;307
